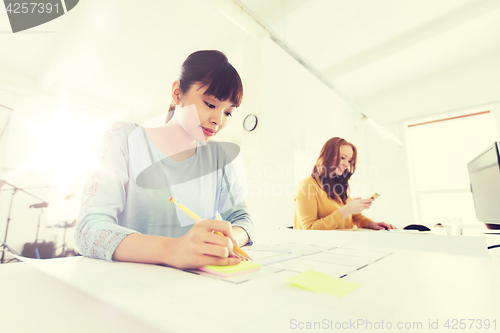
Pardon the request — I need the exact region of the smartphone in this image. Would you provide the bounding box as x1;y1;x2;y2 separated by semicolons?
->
370;192;381;200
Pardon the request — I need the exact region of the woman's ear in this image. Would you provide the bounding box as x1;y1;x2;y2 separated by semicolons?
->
171;80;182;106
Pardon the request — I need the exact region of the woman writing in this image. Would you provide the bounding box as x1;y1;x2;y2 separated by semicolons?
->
294;137;394;230
75;50;253;269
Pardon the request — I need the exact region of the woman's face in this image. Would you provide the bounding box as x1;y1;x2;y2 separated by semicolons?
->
334;145;353;176
175;82;235;142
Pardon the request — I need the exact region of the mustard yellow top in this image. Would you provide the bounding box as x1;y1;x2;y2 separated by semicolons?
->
294;175;371;230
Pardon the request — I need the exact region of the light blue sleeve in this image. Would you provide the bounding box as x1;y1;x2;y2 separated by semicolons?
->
74;122;139;261
218;152;255;245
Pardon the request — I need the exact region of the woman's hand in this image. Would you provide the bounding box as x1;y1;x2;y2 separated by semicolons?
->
339;198;373;218
368;221;396;230
167;219;242;269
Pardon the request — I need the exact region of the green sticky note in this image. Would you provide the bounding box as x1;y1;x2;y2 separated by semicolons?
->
288;269;361;297
198;261;261;277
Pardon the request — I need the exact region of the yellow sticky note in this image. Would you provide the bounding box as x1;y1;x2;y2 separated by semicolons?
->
198;261;261;277
288;270;361;297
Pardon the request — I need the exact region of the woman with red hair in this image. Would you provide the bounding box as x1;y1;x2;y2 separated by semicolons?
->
294;137;394;230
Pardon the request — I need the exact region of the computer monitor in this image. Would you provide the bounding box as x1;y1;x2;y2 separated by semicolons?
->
467;141;500;229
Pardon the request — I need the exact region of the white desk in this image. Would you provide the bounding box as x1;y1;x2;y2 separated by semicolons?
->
1;229;499;333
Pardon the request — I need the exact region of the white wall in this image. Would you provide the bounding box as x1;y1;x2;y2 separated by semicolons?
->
353;122;414;227
0;90;14;172
240;39;357;232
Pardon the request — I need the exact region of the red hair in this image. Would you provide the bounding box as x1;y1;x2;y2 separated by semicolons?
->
312;137;357;203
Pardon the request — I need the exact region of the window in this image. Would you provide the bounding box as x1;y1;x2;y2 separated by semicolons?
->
405;111;498;225
2;96;121;222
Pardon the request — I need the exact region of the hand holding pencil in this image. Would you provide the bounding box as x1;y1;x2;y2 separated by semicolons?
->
170;197;251;261
212;230;250;261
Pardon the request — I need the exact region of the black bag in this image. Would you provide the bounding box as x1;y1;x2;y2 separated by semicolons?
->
21;240;55;259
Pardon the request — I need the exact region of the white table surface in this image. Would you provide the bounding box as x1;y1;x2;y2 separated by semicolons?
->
1;228;499;333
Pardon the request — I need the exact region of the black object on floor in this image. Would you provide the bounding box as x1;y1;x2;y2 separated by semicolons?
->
21;240;55;259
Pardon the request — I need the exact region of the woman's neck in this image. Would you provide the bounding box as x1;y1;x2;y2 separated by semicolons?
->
146;119;198;162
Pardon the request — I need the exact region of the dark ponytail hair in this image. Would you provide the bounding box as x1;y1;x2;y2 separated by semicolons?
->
166;50;243;123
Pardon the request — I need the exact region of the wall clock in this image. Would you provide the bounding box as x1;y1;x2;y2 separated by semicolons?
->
243;114;258;132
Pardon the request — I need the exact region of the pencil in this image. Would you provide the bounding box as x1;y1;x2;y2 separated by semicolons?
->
169;197;251;260
169;197;202;221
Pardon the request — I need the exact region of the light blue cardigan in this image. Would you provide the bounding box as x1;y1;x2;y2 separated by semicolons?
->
75;122;254;261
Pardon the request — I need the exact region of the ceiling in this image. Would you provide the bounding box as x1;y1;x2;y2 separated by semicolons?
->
240;0;500;105
1;0;500;123
0;0;249;118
